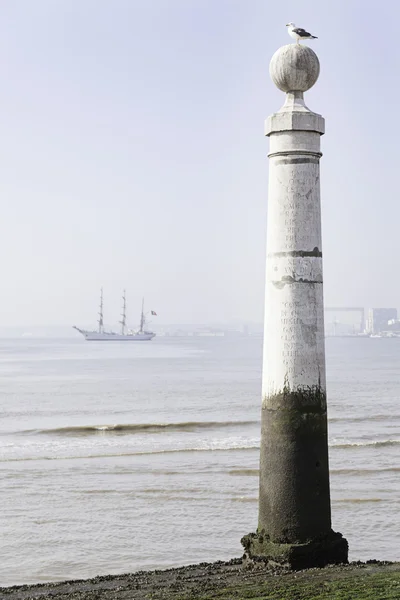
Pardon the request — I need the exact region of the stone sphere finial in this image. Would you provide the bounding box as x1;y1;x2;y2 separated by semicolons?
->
269;44;320;93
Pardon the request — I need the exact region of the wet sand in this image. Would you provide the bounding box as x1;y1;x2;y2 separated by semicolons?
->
1;559;399;600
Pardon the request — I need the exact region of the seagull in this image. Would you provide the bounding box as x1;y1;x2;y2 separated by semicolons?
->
286;22;318;44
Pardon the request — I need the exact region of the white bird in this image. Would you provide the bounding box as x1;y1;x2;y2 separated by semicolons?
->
286;22;318;44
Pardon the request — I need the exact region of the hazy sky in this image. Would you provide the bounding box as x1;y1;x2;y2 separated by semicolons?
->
0;0;398;327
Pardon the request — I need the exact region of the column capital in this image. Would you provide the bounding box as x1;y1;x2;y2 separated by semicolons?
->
265;110;325;137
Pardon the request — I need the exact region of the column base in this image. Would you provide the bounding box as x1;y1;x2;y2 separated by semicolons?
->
241;529;348;570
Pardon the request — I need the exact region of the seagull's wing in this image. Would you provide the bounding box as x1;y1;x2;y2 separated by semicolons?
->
293;27;312;36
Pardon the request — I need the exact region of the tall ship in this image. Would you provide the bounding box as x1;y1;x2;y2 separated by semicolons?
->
73;290;156;341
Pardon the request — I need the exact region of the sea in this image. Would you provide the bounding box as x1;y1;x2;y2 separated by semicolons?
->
0;335;399;587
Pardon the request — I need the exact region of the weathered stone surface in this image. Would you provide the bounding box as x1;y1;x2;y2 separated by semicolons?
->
259;391;331;543
241;530;349;570
265;111;325;136
269;44;320;92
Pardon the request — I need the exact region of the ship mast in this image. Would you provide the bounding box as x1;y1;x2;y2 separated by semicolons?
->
98;288;104;334
120;290;127;335
140;297;145;333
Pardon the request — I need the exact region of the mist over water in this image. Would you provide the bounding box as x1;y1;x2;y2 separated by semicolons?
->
0;336;399;586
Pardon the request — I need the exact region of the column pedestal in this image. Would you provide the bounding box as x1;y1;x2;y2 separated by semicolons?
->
242;530;348;570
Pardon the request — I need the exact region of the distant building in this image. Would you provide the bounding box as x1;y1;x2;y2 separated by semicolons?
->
366;308;398;334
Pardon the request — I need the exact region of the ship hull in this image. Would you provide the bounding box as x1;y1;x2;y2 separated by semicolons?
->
73;328;155;341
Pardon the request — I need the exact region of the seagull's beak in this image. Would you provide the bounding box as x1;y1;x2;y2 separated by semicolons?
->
286;23;289;26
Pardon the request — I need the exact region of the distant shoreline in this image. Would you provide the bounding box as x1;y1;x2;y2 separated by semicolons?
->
1;558;399;600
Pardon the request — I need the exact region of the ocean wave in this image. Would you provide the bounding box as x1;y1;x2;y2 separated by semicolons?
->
229;466;400;477
231;497;258;503
332;498;385;504
8;415;400;438
331;467;400;475
21;420;259;436
139;487;210;495
228;469;259;476
0;443;260;463
1;437;398;465
332;440;400;449
329;414;400;423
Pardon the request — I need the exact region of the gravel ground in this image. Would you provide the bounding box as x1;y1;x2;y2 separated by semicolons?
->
1;559;399;600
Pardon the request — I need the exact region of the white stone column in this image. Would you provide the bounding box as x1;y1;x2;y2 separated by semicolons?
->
263;102;325;399
242;44;348;569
